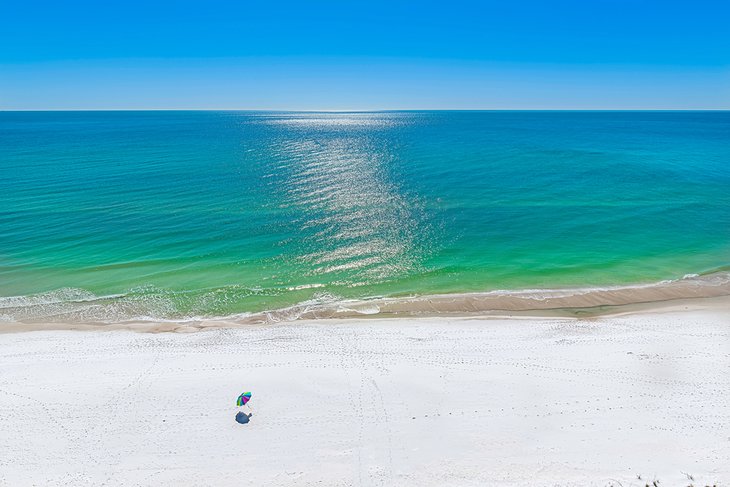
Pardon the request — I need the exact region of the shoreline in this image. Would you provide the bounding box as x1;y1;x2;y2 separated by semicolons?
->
2;306;728;485
1;271;728;333
2;293;728;335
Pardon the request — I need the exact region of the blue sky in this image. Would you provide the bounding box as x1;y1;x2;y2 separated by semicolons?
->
1;0;728;109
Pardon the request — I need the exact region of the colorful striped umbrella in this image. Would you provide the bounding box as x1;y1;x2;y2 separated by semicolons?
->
236;391;252;407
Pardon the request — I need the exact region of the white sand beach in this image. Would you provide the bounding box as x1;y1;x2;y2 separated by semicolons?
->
1;300;729;486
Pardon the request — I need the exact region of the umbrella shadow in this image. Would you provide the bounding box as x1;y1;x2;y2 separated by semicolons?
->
235;411;252;424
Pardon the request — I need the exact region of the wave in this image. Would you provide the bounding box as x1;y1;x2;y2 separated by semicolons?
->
244;270;730;323
1;271;729;326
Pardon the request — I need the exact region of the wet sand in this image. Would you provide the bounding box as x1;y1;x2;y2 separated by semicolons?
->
3;272;729;331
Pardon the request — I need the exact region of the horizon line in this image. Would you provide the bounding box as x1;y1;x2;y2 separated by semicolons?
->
2;108;729;112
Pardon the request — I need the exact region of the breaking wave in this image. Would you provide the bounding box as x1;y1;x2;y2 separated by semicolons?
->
2;270;728;327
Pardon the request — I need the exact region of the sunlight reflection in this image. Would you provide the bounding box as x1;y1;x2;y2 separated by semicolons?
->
267;114;424;287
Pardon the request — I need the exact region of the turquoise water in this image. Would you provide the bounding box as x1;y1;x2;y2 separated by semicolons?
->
1;111;729;321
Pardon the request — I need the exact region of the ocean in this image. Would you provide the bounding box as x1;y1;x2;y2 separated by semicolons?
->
1;111;729;322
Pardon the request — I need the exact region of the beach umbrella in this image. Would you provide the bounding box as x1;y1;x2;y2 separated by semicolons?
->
236;391;252;407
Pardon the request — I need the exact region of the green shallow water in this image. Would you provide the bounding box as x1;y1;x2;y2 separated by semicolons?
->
1;111;729;321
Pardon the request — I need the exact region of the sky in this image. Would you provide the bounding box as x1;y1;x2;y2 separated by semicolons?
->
1;0;728;110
